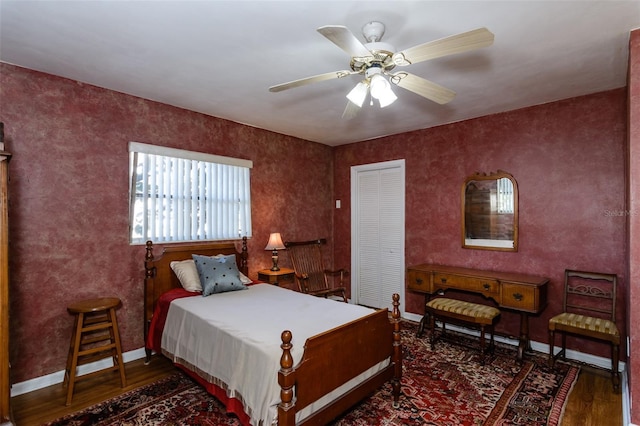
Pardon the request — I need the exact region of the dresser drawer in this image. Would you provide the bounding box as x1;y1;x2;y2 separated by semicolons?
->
407;269;431;292
433;273;499;295
501;283;537;312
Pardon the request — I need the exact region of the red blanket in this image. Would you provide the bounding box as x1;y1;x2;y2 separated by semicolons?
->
146;288;197;353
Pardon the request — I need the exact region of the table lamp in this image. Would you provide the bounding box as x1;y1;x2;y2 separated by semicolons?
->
265;232;285;271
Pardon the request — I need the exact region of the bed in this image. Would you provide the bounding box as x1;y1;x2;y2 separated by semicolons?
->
143;237;402;426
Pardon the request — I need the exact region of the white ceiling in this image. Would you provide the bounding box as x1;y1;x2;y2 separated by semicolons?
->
1;1;639;146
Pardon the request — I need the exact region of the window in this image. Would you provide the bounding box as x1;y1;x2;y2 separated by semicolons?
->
128;142;252;244
496;177;514;214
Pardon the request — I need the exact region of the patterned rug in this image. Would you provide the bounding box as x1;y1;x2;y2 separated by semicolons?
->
45;321;579;426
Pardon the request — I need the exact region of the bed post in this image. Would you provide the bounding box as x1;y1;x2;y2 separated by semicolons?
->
144;241;156;364
391;293;402;408
240;236;248;276
278;330;296;426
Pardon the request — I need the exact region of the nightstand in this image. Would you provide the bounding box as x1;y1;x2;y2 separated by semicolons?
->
258;268;295;287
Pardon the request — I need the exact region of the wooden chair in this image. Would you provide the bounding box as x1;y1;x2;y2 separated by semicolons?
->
284;239;348;302
548;269;620;391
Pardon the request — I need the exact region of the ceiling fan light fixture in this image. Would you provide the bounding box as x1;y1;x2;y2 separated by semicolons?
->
346;81;368;107
369;73;387;97
377;86;397;108
369;73;397;107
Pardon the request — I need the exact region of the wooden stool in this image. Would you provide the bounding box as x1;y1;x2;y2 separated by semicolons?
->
63;297;127;405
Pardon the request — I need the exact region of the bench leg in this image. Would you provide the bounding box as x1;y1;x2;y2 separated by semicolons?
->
428;312;436;350
489;325;495;353
480;325;486;365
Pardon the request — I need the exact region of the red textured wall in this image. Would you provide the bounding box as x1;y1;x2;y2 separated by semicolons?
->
333;89;628;356
0;61;631;390
627;28;640;425
0;63;334;383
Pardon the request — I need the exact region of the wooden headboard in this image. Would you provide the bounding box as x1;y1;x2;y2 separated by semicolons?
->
143;237;248;345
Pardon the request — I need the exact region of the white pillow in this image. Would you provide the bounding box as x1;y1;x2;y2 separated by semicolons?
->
170;259;202;292
170;258;252;292
239;271;253;284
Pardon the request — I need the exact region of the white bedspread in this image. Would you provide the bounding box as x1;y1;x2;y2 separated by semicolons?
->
161;283;376;426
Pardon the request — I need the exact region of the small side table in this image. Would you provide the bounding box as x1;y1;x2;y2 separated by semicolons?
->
258;268;295;287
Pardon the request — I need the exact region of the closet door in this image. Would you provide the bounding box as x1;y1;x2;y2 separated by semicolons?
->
350;160;405;312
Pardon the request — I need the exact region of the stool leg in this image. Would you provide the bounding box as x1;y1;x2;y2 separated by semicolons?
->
108;308;127;388
65;312;84;406
63;313;79;388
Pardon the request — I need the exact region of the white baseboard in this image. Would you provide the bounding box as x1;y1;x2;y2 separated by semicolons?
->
10;348;147;397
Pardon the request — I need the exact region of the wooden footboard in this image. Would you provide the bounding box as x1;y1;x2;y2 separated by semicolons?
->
278;294;402;426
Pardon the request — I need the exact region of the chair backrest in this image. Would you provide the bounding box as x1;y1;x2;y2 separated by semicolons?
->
563;269;617;322
284;239;329;294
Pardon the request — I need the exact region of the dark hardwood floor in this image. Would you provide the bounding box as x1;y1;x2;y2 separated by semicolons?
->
10;356;622;425
11;357;176;426
561;364;623;426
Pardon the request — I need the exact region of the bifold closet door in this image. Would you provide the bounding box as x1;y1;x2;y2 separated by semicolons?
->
350;160;405;312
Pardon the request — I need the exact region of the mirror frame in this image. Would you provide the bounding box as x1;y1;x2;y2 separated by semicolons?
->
461;170;519;252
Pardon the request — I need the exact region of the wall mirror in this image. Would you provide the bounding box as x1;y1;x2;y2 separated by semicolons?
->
462;170;518;251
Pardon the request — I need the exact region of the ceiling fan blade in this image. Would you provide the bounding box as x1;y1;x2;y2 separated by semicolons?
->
269;70;355;92
390;72;456;104
317;25;372;58
393;27;494;66
342;100;361;120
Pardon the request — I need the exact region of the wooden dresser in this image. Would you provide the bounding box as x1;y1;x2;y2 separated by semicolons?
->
0;123;12;424
407;264;548;361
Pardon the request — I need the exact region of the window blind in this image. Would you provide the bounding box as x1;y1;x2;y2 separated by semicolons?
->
129;142;252;244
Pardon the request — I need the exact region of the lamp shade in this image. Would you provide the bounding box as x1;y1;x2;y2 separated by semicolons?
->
369;74;397;108
265;232;285;250
377;86;397;108
346;81;368;107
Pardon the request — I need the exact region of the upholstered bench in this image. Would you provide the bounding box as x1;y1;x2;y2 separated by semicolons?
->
425;297;501;364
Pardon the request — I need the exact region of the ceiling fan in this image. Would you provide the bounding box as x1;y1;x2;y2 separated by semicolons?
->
269;22;494;118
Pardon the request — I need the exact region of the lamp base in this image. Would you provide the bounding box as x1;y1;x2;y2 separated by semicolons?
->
271;251;280;271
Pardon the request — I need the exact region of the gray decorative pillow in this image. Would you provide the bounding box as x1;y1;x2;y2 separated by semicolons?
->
192;254;247;296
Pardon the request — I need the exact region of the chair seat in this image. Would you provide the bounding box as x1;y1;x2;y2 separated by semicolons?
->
426;298;500;325
549;312;619;340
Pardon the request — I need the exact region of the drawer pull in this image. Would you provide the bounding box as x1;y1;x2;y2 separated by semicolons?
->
441;277;447;284
483;283;491;290
416;278;423;285
512;293;523;301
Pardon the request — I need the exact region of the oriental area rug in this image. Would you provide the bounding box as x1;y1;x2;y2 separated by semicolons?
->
45;322;579;426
